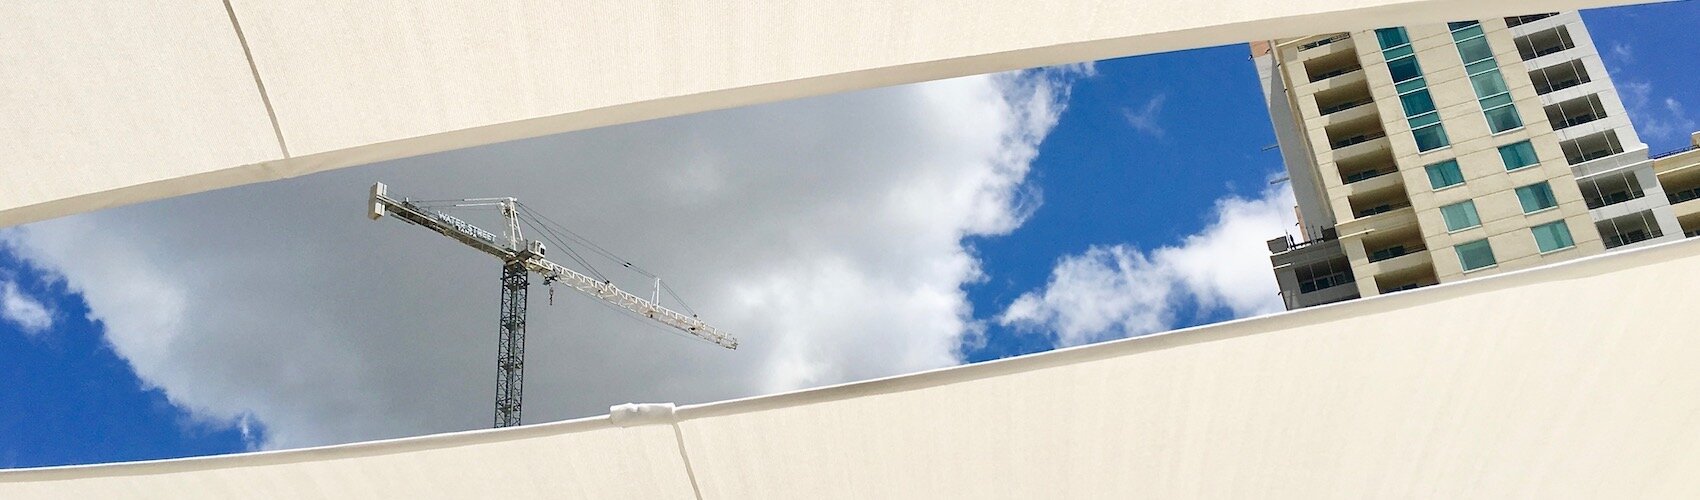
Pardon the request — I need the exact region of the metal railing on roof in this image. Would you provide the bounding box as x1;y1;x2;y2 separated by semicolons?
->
1298;34;1349;52
1653;144;1699;160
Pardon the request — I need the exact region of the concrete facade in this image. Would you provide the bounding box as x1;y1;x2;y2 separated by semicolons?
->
1261;11;1691;308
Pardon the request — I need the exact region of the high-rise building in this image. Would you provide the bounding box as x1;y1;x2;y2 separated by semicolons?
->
1254;12;1691;310
1654;132;1700;239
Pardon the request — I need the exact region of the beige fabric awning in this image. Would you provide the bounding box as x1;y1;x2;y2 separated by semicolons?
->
5;237;1699;498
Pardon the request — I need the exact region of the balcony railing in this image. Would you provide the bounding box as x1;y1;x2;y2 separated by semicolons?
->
1653;144;1699;160
1342;168;1392;184
1368;244;1426;263
1527;43;1572;60
1298;34;1350;52
1585;189;1645;210
1320;99;1372;116
1505;13;1559;27
1568;147;1624;165
1669;187;1700;205
1354;202;1410;219
1298;271;1353;294
1604;229;1657;249
1536;77;1585;95
1309;66;1362;83
1331;131;1387;150
1553;112;1605;130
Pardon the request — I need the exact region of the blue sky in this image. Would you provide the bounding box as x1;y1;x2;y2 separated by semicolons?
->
3;3;1697;468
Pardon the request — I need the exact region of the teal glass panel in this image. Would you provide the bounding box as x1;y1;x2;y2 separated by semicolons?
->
1499;141;1539;169
1448;21;1481;33
1485;105;1523;132
1451;24;1485;42
1395;78;1427;94
1532;222;1576;252
1481;93;1514;108
1470;71;1509;96
1457;36;1493;64
1376;28;1410;49
1456;239;1498;270
1400;89;1437;116
1516;182;1558;213
1387;56;1422;83
1408;112;1441;128
1414;124;1450;151
1465;59;1498;75
1441;201;1482;231
1426;160;1465;189
1383;44;1415;60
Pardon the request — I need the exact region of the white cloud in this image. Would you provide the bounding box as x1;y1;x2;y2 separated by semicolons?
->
998;184;1293;347
1609;42;1635;65
1;279;53;334
1122;94;1168;138
1621;81;1696;142
3;67;1086;449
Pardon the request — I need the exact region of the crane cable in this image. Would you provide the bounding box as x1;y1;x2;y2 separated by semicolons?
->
516;203;701;316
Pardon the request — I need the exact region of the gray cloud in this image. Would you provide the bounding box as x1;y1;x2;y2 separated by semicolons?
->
2;68;1085;449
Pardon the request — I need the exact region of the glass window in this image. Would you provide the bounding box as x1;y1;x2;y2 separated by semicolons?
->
1499;141;1539;169
1457;37;1494;64
1441;200;1482;231
1456;239;1498;271
1532;221;1576;253
1387;56;1422;83
1470;71;1509;97
1414;124;1450;151
1451;24;1485;41
1395;78;1427;94
1485;105;1524;132
1400;89;1436;116
1376;28;1410;49
1426;160;1465;189
1465;59;1499;76
1515;182;1558;213
1383;44;1415;61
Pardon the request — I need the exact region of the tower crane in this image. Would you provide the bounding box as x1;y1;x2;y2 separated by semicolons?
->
366;182;737;428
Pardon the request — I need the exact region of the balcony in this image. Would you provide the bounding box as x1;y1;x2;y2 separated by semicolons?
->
1659;160;1700;221
1516;25;1578;62
1297;33;1350;52
1545;94;1608;131
1320;99;1373;117
1346;181;1412;222
1367;243;1426;264
1560;130;1628;166
1374;264;1438;295
1581;169;1647;210
1342;167;1393;185
1597;211;1667;250
1304;49;1363;84
1505;13;1559;28
1360;222;1441;292
1310;66;1363;83
1530;59;1591;96
1668;186;1700;206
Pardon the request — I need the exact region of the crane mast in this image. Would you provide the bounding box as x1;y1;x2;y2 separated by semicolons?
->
367;182;736;428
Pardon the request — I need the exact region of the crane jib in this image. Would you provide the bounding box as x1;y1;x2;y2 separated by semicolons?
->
368;182;738;427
